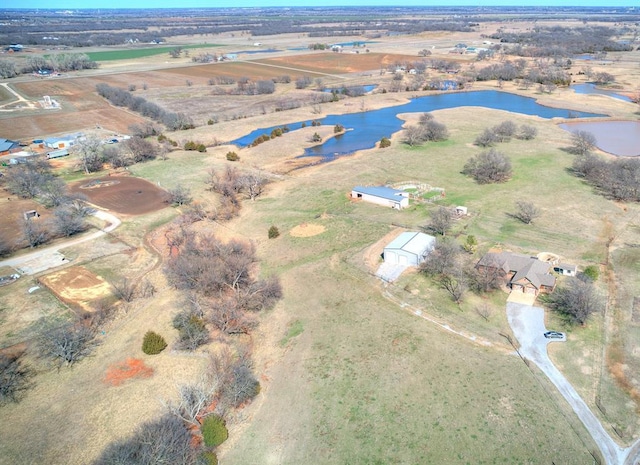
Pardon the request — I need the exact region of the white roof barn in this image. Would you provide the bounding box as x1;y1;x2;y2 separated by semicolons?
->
384;231;435;266
351;185;409;210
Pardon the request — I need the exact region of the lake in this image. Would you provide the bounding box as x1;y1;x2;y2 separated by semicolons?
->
559;121;640;157
232;90;605;160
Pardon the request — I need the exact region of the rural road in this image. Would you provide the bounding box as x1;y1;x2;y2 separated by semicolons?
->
0;209;121;275
506;302;640;465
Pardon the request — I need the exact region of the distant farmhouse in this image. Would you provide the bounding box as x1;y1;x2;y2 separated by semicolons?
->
351;186;409;210
476;251;556;295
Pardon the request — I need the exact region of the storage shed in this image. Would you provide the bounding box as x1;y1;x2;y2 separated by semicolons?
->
351;186;409;210
384;231;435;266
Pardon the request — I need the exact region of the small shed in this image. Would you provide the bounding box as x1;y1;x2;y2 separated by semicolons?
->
554;263;577;277
384;231;435;266
351;186;409;210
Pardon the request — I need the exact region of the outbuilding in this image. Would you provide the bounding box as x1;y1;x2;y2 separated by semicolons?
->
351;185;409;210
384;231;435;266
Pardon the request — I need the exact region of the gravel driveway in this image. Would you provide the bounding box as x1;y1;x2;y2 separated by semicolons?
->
507;302;634;465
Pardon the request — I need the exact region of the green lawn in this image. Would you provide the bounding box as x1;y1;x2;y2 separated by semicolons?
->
85;44;222;62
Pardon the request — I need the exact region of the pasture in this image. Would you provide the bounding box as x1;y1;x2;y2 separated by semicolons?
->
85;44;223;62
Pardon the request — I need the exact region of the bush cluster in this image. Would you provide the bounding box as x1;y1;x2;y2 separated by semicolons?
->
268;225;280;239
184;141;207;152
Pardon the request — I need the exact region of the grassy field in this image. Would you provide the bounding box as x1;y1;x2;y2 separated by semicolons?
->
1;29;640;463
85;44;223;62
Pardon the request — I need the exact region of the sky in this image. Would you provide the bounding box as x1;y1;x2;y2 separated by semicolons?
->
8;0;640;9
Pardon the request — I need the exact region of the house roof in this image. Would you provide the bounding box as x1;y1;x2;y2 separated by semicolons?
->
0;138;19;152
353;186;407;203
385;231;435;257
478;251;555;289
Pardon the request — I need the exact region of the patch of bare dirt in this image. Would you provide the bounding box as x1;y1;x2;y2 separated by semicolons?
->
39;266;113;311
289;223;325;238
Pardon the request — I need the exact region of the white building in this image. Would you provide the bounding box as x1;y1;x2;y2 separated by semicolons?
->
384;231;435;266
351;186;409;210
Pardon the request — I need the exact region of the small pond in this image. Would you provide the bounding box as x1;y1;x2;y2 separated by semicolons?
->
559;121;640;157
571;83;631;103
229;48;281;55
322;85;377;94
232;90;605;160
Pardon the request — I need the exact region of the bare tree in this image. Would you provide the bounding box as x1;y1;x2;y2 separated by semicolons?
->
239;172;268;200
0;353;34;405
164;382;217;426
93;414;198;465
122;136;158;163
570;130;597;156
402;125;425;146
37;323;97;368
475;302;493;321
425;206;453;236
167;185;192;207
21;216;49;248
513;200;540;224
75;136;104;174
420;238;461;276
516;124;537;140
111;277;136;302
468;260;504;293
439;268;467;303
0;235;12;257
548;278;604;325
462;149;512;184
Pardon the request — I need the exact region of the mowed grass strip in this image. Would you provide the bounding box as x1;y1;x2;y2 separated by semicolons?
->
85;44;222;62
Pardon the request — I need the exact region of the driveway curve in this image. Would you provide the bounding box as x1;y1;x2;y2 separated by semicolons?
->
506;302;639;465
0;209;121;275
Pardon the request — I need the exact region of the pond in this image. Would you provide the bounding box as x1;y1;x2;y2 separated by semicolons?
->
322;85;377;94
571;83;631;103
559;121;640;157
232;90;605;160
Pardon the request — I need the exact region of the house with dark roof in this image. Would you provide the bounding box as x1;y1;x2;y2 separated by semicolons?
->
0;138;20;155
351;186;409;210
476;251;556;295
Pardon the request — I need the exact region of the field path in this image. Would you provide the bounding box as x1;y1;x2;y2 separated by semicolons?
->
0;209;121;275
0;82;38;110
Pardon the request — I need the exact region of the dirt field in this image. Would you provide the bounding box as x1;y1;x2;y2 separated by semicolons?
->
0;189;54;249
39;266;114;312
69;175;168;216
257;51;426;74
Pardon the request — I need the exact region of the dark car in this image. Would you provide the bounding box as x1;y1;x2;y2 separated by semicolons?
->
544;331;564;339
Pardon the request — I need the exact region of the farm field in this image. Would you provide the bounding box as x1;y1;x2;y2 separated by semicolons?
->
1;9;640;465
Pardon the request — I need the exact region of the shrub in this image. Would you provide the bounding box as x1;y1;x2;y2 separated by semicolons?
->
268;225;280;239
379;137;391;148
311;132;322;142
201;415;228;448
226;151;239;161
581;265;599;282
334;124;344;133
202;451;218;465
142;331;167;355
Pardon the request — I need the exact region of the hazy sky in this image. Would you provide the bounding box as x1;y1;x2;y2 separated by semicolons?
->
10;1;640;9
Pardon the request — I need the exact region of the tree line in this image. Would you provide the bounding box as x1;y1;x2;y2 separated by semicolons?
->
96;83;194;131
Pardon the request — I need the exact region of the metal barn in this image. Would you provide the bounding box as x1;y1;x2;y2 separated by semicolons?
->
383;231;435;266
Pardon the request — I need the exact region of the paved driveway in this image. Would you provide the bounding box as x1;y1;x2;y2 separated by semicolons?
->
507;302;634;465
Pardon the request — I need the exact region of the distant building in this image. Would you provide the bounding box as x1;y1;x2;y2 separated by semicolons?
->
7;44;23;52
553;263;578;277
351;186;409;210
0;138;20;155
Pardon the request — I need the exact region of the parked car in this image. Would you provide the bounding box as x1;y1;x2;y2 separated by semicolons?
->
544;331;564;339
